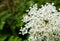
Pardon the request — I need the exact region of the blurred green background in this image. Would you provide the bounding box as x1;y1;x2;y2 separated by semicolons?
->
0;0;60;41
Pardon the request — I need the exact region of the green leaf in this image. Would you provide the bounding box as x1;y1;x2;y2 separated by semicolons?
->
0;21;5;30
8;36;22;41
0;11;11;30
0;11;11;21
0;35;8;41
0;4;5;8
23;39;28;41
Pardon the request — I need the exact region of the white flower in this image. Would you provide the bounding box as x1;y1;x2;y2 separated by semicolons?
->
19;3;60;41
59;8;60;11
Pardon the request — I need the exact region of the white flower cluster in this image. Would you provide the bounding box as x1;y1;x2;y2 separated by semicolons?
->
19;3;60;41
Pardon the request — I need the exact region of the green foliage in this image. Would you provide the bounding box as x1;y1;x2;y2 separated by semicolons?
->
8;36;22;41
0;11;11;30
0;35;8;41
23;39;28;41
0;4;5;8
0;0;60;41
0;21;5;30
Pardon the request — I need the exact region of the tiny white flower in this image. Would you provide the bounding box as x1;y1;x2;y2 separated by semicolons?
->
59;8;60;11
52;3;54;5
26;10;29;12
46;3;49;4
